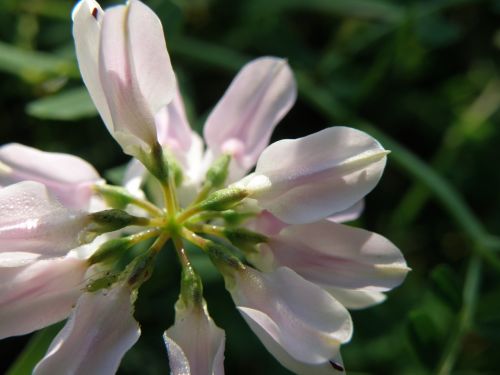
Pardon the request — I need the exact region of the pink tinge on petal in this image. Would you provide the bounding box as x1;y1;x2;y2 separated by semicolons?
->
245;210;288;236
97;0;175;157
164;301;225;375
0;255;87;339
229;266;352;366
204;57;297;180
155;83;192;155
0;181;89;255
263;220;409;291
327;200;364;223
0;143;101;210
34;284;140;375
244;126;388;224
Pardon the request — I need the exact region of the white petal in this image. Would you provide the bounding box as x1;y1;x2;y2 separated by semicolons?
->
0;255;87;339
204;57;296;181
164;300;225;375
34;284;140;375
229;267;352;365
241;127;387;224
325;287;386;310
327;200;364;223
263;220;409;291
0;181;89;254
123;158;147;195
0;143;101;209
72;0;113;133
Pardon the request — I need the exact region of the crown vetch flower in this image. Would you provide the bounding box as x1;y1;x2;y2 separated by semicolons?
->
0;0;409;374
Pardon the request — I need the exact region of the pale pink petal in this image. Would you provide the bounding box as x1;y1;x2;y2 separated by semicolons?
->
0;255;87;339
327;200;364;223
204;57;296;181
235;127;388;224
240;313;345;374
0;181;89;254
155;83;193;155
99;5;156;155
259;220;409;291
245;210;288;237
229;267;352;365
126;0;175;116
72;0;112;134
324;287;386;310
98;0;175;157
164;300;225;375
0;143;101;209
34;284;140;375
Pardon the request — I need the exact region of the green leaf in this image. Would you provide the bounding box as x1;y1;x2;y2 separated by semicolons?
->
6;323;62;375
26;87;97;120
0;41;78;83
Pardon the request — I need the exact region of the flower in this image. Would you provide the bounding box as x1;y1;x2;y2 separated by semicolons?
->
0;0;408;374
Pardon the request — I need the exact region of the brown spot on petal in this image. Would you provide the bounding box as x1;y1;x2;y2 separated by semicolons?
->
329;360;344;372
91;7;98;19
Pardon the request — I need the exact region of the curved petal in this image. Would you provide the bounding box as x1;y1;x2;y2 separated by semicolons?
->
0;181;89;254
324;286;386;310
328;200;364;223
0;143;101;209
98;0;175;157
260;220;409;291
0;255;87;339
34;284;140;375
164;299;225;375
235;127;388;224
239;308;345;374
72;0;112;132
228;266;352;366
204;57;296;181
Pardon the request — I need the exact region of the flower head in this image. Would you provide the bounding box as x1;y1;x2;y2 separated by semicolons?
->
0;0;409;374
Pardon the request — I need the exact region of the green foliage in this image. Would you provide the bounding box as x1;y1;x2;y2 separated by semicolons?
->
1;0;500;374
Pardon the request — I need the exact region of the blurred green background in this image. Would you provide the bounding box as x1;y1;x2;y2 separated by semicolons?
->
1;0;500;374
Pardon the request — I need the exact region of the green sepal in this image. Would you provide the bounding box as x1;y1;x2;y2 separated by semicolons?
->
86;271;121;292
198;188;248;212
125;251;157;289
224;227;267;252
205;154;230;189
179;266;204;308
88;237;135;265
80;209;148;243
206;241;245;275
94;185;136;209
